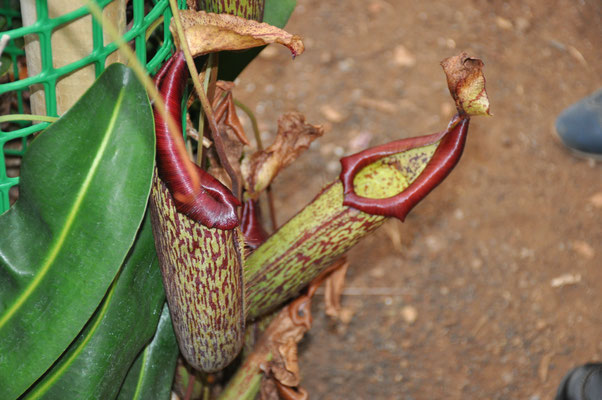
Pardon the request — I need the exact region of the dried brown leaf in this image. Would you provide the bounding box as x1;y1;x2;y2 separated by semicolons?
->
255;295;311;396
271;338;300;386
247;261;347;398
259;375;280;400
441;52;491;116
275;383;309;400
214;83;249;146
242;112;324;199
172;10;304;57
206;81;249;189
324;259;349;319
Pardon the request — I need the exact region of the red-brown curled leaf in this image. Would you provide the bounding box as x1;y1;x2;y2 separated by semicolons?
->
171;10;305;57
441;52;491;116
242;112;324;199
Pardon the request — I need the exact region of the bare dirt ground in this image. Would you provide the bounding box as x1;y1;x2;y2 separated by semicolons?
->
235;0;602;398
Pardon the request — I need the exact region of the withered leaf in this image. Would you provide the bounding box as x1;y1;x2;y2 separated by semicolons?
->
275;383;309;400
256;295;312;396
441;52;491;116
206;81;248;189
272;338;300;386
260;375;309;400
240;260;345;398
324;259;349;319
242;112;324;199
260;375;280;400
213;81;249;146
172;10;304;57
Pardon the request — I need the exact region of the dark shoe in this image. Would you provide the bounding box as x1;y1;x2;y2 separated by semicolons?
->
556;89;602;159
555;363;602;400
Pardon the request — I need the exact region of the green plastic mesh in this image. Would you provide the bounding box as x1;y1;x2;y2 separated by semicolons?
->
0;0;184;213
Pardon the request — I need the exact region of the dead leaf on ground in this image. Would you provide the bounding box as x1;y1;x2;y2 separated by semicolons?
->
172;10;304;58
589;192;602;208
320;104;346;122
495;16;513;30
550;273;582;288
357;97;398;114
538;352;554;383
441;52;491;116
571;240;595;259
567;45;587;66
242;112;324;199
392;44;416;67
401;305;418;324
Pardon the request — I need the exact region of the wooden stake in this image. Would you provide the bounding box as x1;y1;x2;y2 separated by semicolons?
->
20;0;126;116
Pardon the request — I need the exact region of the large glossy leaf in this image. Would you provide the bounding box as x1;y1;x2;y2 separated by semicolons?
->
116;303;179;400
21;215;165;400
217;0;297;81
264;0;297;28
0;64;155;398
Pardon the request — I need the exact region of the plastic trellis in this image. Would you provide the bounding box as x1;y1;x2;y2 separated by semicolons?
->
0;0;185;213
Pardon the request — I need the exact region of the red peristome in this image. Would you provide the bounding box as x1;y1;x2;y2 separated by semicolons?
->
154;52;240;229
340;115;470;221
152;54;176;86
241;199;269;250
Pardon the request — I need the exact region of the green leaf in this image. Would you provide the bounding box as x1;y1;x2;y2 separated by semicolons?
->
264;0;297;28
22;215;166;399
0;64;155;398
116;303;179;400
217;0;297;81
0;55;11;78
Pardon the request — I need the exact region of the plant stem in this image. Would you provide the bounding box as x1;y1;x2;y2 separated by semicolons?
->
195;53;218;167
168;0;205;124
145;16;164;41
195;59;209;167
184;371;195;400
233;99;278;230
0;114;58;124
233;99;261;151
265;187;278;231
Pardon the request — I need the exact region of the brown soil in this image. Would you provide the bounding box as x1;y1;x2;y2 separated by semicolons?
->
235;0;602;398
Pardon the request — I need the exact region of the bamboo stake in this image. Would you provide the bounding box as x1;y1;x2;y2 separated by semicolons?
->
20;0;126;116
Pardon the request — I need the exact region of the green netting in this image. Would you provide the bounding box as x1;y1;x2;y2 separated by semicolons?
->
0;0;185;213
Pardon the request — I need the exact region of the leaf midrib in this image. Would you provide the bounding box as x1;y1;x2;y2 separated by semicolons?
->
0;89;126;330
132;346;151;399
25;276;118;399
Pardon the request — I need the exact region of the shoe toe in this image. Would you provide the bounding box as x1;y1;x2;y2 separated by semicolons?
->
556;363;602;400
556;89;602;155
